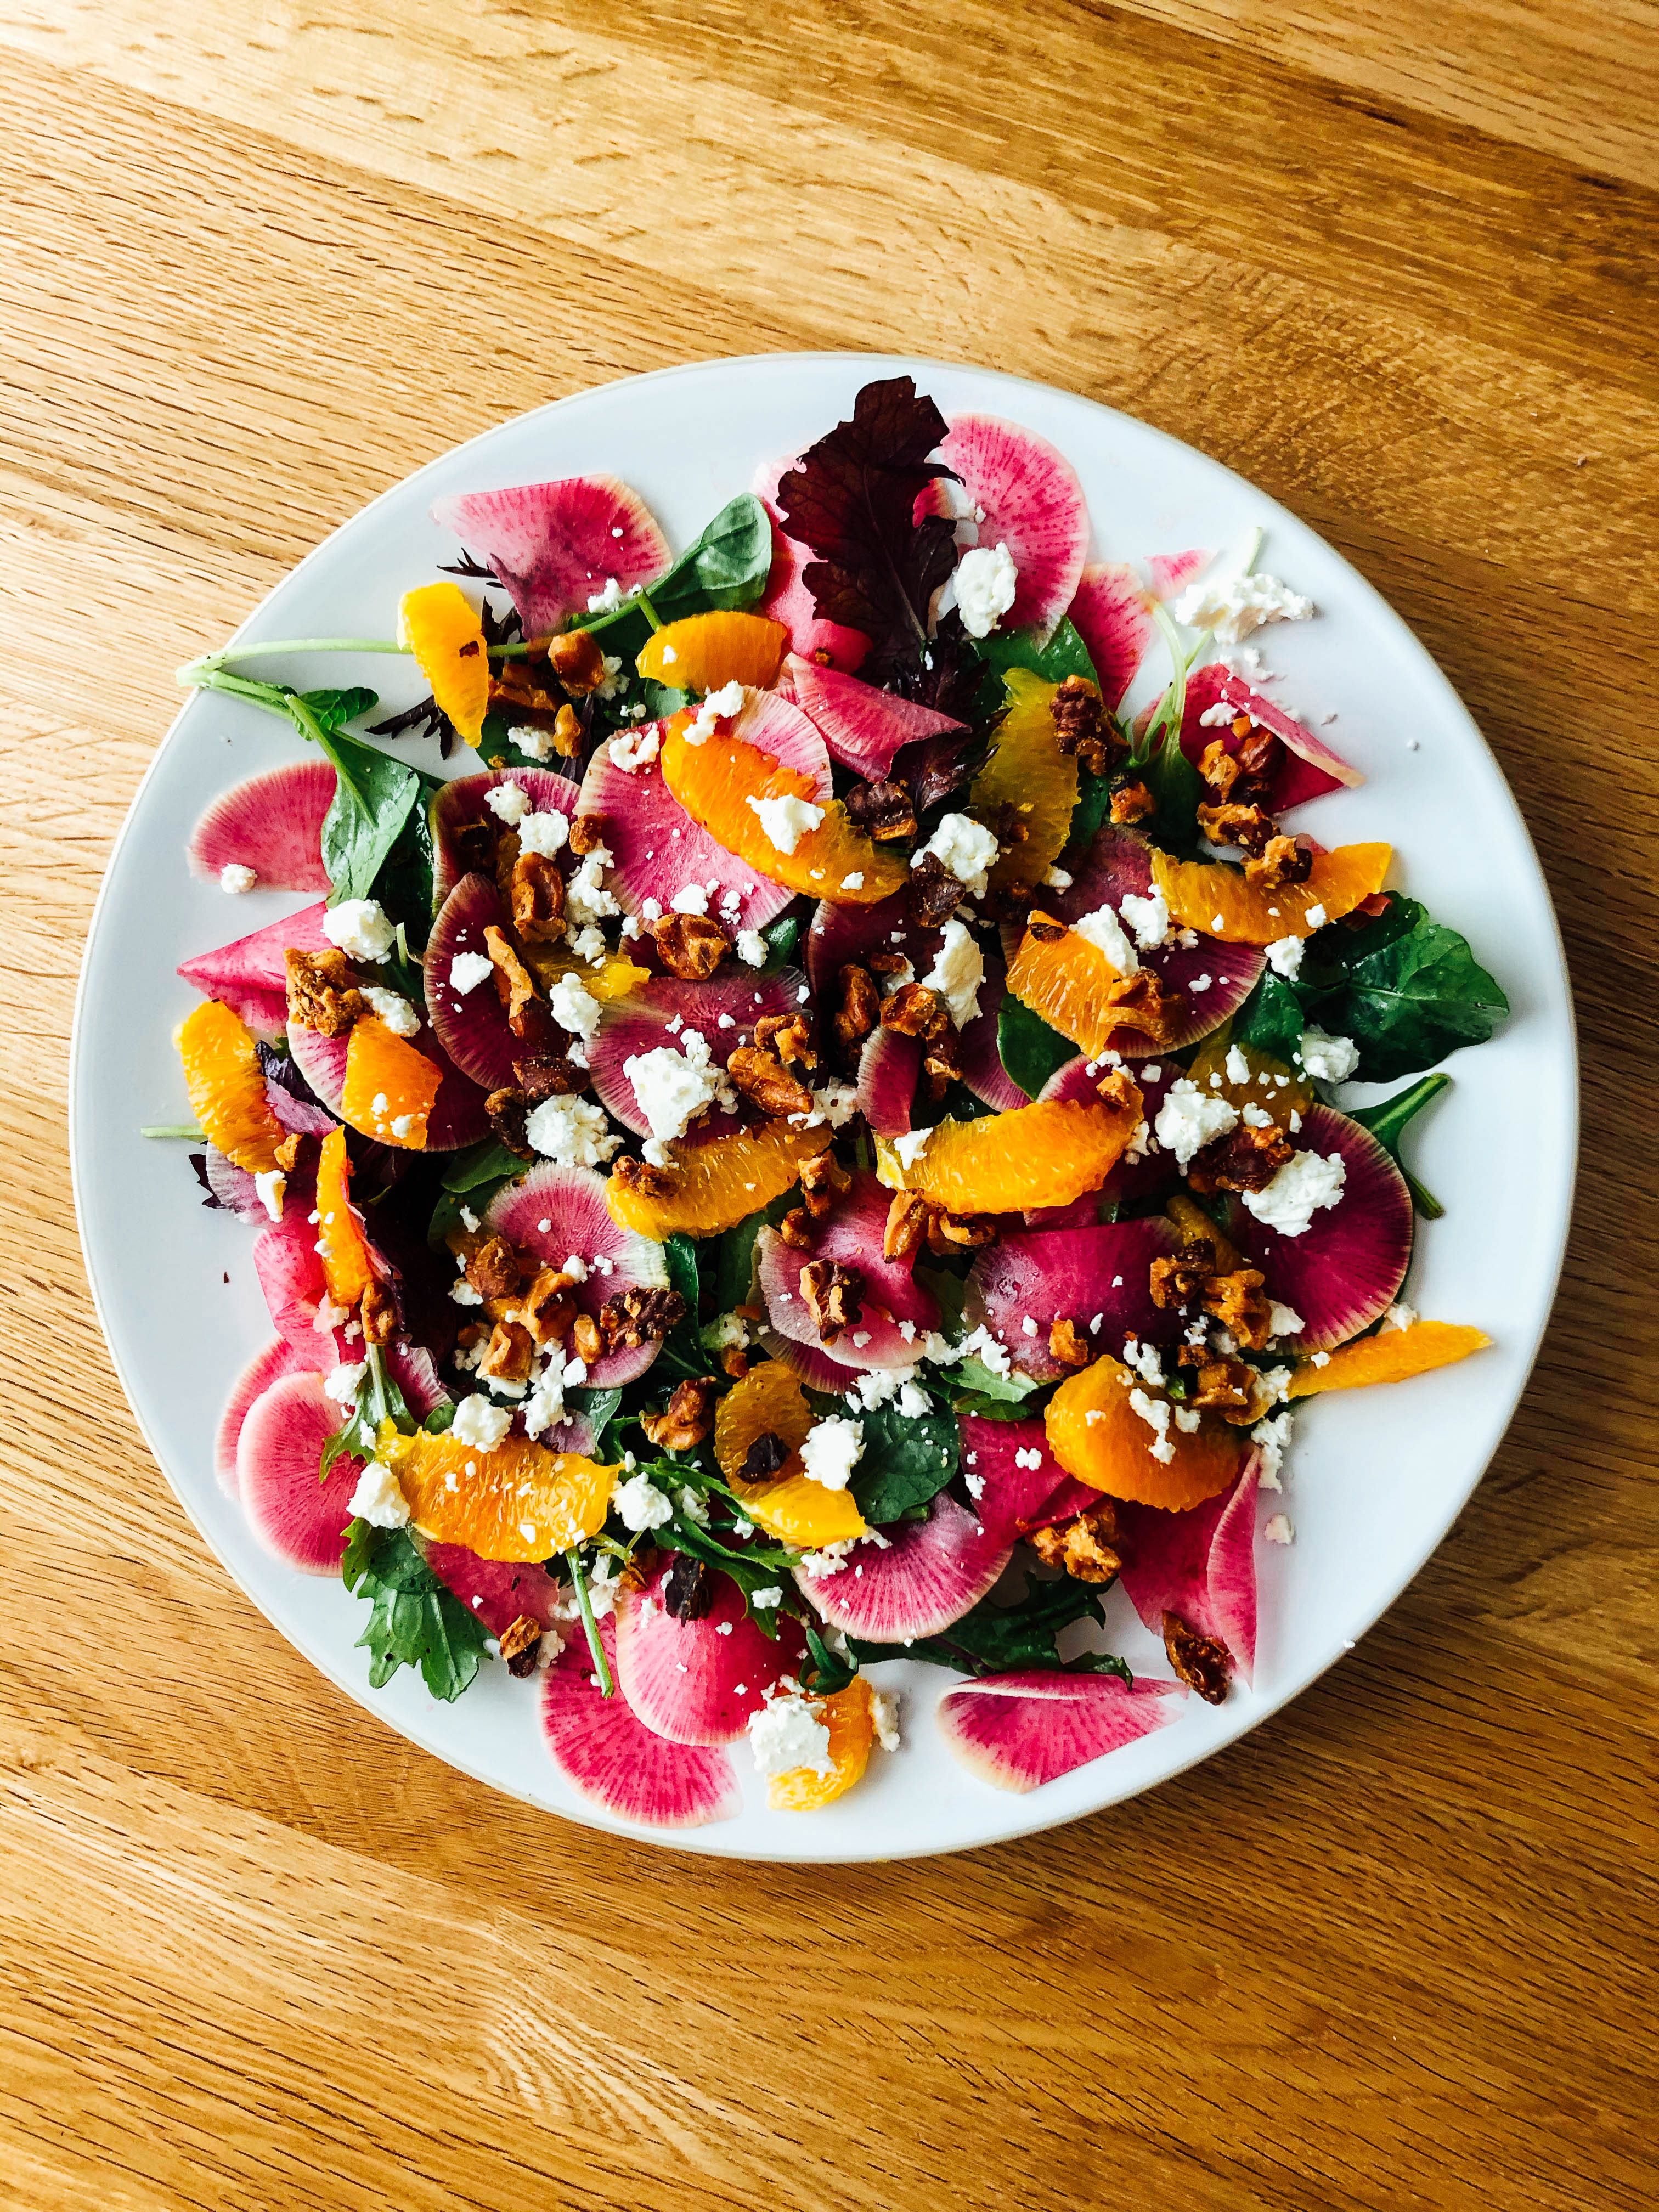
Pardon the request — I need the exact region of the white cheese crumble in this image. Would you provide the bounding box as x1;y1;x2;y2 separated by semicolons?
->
1154;1079;1239;1166
840;871;865;891
748;1693;834;1779
518;809;571;859
1304;902;1328;930
1073;904;1140;974
746;791;825;855
800;1414;864;1491
749;1584;783;1609
586;577;625;613
219;862;257;894
548;973;602;1048
1252;1408;1292;1490
323;1361;365;1408
682;678;747;744
448;950;494;996
950;541;1019;637
608;724;662;774
323;898;396;964
452;1396;512;1450
486;779;530;826
912;812;999;900
869;1687;901;1751
253;1167;287;1222
921;917;985;1028
1263;1512;1295;1544
360;986;421;1038
1265;934;1305;979
1171;566;1314;645
612;1471;674;1532
1267;1302;1305;1339
1224;1043;1252;1085
892;1125;933;1170
1241;1149;1347;1237
1118;887;1171;951
565;845;620;932
348;1461;411;1528
734;929;766;967
1383;1301;1419;1333
1127;1388;1177;1464
524;1093;623;1168
1298;1027;1359;1083
624;1029;733;1151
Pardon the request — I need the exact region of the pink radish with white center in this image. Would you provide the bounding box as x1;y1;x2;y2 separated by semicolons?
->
787;653;964;782
964;1218;1182;1381
854;1024;922;1138
1068;563;1155;709
587;969;806;1141
755;1170;939;1372
540;1618;741;1829
177;901;336;1041
753;458;870;674
795;1493;1011;1643
253;1211;354;1364
1115;1460;1261;1686
215;1336;311;1496
429;477;670;637
424;872;526;1091
286;1014;491;1152
916;413;1091;642
1178;664;1361;814
959;1415;1101;1549
236;1369;363;1573
484;1162;672;1387
430;767;579;904
936;1671;1186;1792
614;1553;806;1746
188;760;337;894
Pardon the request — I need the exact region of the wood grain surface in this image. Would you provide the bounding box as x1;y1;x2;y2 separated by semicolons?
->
2;2;1654;2206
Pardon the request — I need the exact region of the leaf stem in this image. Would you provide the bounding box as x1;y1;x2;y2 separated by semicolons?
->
634;589;662;633
565;1548;614;1696
139;1124;205;1139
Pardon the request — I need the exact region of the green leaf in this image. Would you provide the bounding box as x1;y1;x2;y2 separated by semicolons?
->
997;991;1076;1101
297;685;379;735
970;616;1098;689
342;1522;490;1702
849;1399;959;1525
1229;971;1308;1065
575;494;774;662
801;1622;859;1697
370;790;436;953
714;1189;793;1312
1136;724;1204;855
423;1401;458;1436
1298;895;1509;1082
571;1385;624;1462
1351;1072;1451;1220
316;730;424;908
1067;765;1115;855
657;1234;709;1379
427;1139;526;1245
760;911;803;974
941;1358;1043;1406
850;1573;1131;1680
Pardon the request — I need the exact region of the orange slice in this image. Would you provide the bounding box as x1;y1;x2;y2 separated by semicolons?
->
1164;1191;1245;1273
713;1361;867;1548
377;1423;614;1561
659;716;907;905
522;943;649;1003
1046;1354;1246;1510
1288;1321;1492;1398
1186;1029;1314;1120
636;611;789;692
399;581;489;749
339;1014;443;1149
873;1091;1142;1215
768;1678;877;1812
1006;922;1133;1059
176;998;285;1173
315;1125;374;1307
1152;843;1391;944
605;1120;833;1240
968;667;1078;897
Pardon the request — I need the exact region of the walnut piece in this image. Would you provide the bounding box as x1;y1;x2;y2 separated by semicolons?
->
1028;1499;1121;1585
1100;968;1185;1048
1023;909;1069;944
1049;674;1119;778
925;1205;996;1256
568;811;607;856
599;1286;686;1351
756;1011;816;1069
1200;1266;1274;1352
1176;1345;1256;1418
482;924;541;1039
778;1207;816;1251
498;1613;545;1679
514;1051;586;1102
907;850;965;928
798;1147;848;1219
726;1043;813;1119
880;981;953;1043
1186;1121;1294;1197
799;1259;862;1344
466;1235;524;1301
544;628;608;696
652;911;728;980
360;1278;397;1346
1048;1317;1092;1368
571;1312;603;1365
883;1189;930;1263
480;1318;535;1385
1108;778;1156;826
1244;835;1313;889
285;947;364;1037
512;850;567;944
662;1554;713;1622
1163;1610;1232;1704
1149;1247;1214;1317
640;1377;718;1452
844;777;917;842
832;963;881;1052
611;1155;678;1198
519;1266;579;1347
484;1087;535;1160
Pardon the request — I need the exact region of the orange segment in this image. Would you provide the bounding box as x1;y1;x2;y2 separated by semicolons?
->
1288;1321;1492;1398
1152;843;1391;944
1006;923;1131;1059
1186;1029;1314;1120
399;581;489;749
636;610;789;692
874;1092;1142;1215
768;1678;877;1812
315;1125;374;1307
660;716;907;905
522;943;649;1003
1046;1354;1246;1511
377;1423;614;1560
605;1120;833;1241
968;668;1078;898
177;998;286;1174
339;1014;443;1149
713;1361;867;1548
1164;1192;1244;1273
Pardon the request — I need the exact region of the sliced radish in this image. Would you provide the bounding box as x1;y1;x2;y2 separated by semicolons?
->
203;1144;269;1221
187;760;336;894
1068;563;1154;709
424;1546;566;1638
614;1553;806;1746
855;1024;921;1138
1222;1105;1412;1352
797;1493;1009;1640
1147;548;1212;602
485;1163;670;1387
960;1414;1096;1547
957;961;1029;1114
432;768;579;904
237;1369;362;1573
788;653;963;782
253;1212;352;1362
1115;1459;1260;1686
215;1336;311;1497
385;1341;449;1423
178;901;336;1041
540;1617;740;1828
579;737;795;932
588;970;805;1139
286;1017;490;1152
1180;664;1362;814
428;477;669;637
923;414;1091;642
424;872;523;1090
757;1170;939;1371
937;1669;1186;1791
753;458;870;674
755;1327;862;1396
965;1218;1181;1381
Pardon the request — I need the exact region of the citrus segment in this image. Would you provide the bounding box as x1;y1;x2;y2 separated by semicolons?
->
874;1092;1143;1215
177;998;286;1173
1287;1321;1492;1398
1186;1029;1314;1120
605;1120;833;1241
1006;923;1135;1059
377;1423;614;1561
1164;1191;1245;1273
1151;843;1392;943
314;1125;374;1307
636;611;789;692
339;1014;443;1148
522;943;650;1004
398;580;489;749
713;1361;867;1548
968;668;1078;897
1045;1354;1246;1511
768;1678;877;1811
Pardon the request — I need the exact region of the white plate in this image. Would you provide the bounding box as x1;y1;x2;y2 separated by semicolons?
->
70;353;1576;1863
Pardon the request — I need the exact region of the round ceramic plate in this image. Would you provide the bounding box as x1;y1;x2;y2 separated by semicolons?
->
71;353;1576;1862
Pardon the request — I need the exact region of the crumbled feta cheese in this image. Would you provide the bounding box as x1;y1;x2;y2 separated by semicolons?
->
1122;1335;1165;1386
608;724;661;774
800;1414;864;1491
1242;1102;1274;1128
219;862;257;894
1252;1408;1292;1489
586;576;625;613
1298;1027;1359;1083
452;1396;512;1450
323;898;396;964
746;791;825;855
253;1167;286;1221
1267;1302;1305;1339
486;778;531;826
518;809;571;859
749;1584;783;1609
323;1361;365;1408
682;678;747;744
612;1470;674;1532
892;1126;933;1170
734;929;766;967
1171;566;1314;645
895;1381;932;1418
348;1460;410;1528
840;871;865;892
624;1029;732;1150
1265;934;1305;979
1127;1389;1177;1463
1224;1043;1252;1085
448;950;494;996
548;973;602;1048
1118;887;1170;951
1263;1512;1295;1545
524;1093;623;1167
670;882;710;916
912;812;999;900
748;1692;833;1778
521;1367;566;1438
565;844;619;931
1154;1078;1239;1166
1043;865;1073;891
359;986;421;1039
1383;1301;1419;1333
1020;1316;1039;1339
921;917;985;1028
869;1689;901;1751
448;1278;483;1307
1073;904;1140;974
949;541;1019;636
1304;903;1328;930
1241;1149;1347;1237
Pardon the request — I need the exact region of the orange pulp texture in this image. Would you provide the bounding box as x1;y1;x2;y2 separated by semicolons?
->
636;611;789;692
1287;1321;1492;1398
1046;1352;1248;1511
967;668;1078;899
399;581;490;750
377;1423;614;1561
713;1360;867;1548
606;1122;833;1243
1152;843;1392;944
1186;1028;1315;1120
339;1014;443;1149
768;1678;878;1812
874;1091;1143;1215
314;1125;374;1307
1006;924;1137;1060
176;998;286;1174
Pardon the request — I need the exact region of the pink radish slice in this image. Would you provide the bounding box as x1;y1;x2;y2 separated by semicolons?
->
937;1670;1186;1792
753;459;870;674
215;1336;312;1497
286;1018;490;1153
424;1547;565;1638
1180;664;1362;814
957;963;1029;1115
757;1170;939;1372
424;872;523;1090
237;1369;362;1574
788;653;963;782
922;414;1091;642
1045;826;1263;1055
855;1025;921;1138
431;768;579;905
961;1415;1095;1548
1147;548;1211;602
1115;1459;1260;1686
797;1494;1011;1640
540;1617;740;1828
265;1076;337;1139
755;1327;862;1395
178;901;336;1042
384;1342;449;1422
485;1164;670;1387
203;1145;269;1220
578;741;795;933
588;970;806;1139
964;1218;1181;1382
428;477;669;638
1221;1105;1412;1352
1068;563;1154;710
187;761;336;893
614;1552;806;1746
253;1212;352;1363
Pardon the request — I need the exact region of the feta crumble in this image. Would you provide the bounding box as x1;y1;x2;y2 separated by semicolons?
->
748;1692;833;1779
1154;1078;1239;1166
624;1030;733;1152
892;1126;933;1170
486;779;531;826
612;1470;674;1532
348;1461;411;1528
518;809;571;859
608;724;661;774
448;950;494;995
1074;904;1140;974
949;541;1019;637
219;862;257;894
548;973;602;1048
800;1414;864;1491
747;791;825;855
912;812;999;900
1265;934;1305;980
359;986;421;1037
323;898;396;964
524;1093;623;1169
1171;565;1314;645
682;678;747;745
451;1396;512;1451
1298;1027;1360;1083
252;1167;286;1221
921;917;985;1028
1240;1150;1347;1237
1118;887;1171;951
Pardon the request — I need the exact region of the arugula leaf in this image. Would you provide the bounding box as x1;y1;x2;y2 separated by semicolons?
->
571;1385;625;1463
714;1189;792;1314
427;1138;525;1245
319;1344;414;1480
1351;1072;1451;1220
656;1234;709;1380
998;992;1076;1101
1298;895;1509;1082
970;616;1098;689
849;1399;959;1525
575;495;774;662
943;1357;1045;1406
850;1575;1131;1680
342;1522;490;1700
801;1622;859;1697
1229;971;1307;1065
314;729;424;908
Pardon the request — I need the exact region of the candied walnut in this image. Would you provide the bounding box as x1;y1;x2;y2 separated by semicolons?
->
611;1154;678;1198
273;1130;306;1176
798;1147;849;1219
520;1266;579;1347
1024;909;1068;944
285;947;364;1037
1028;1499;1121;1585
1177;1345;1255;1417
515;1051;586;1102
1101;968;1185;1048
512;850;567;945
718;1345;750;1381
779;1207;816;1251
1108;777;1156;826
880;981;952;1043
727;1043;813;1119
599;1285;686;1351
1149;1246;1214;1318
1197;800;1276;854
980;800;1031;853
570;1312;603;1365
844;777;917;842
481;1318;535;1385
1198;725;1278;806
924;1206;997;1256
544;627;608;697
865;951;911;978
568;811;607;856
883;1189;930;1262
908;850;966;929
1049;674;1120;778
484;1087;535;1159
799;1259;862;1345
652;911;728;980
832;963;880;1052
921;1022;962;1102
756;1011;817;1069
1163;1610;1232;1705
450;817;499;878
740;1430;791;1482
498;1613;545;1679
360;1278;397;1347
482;924;542;1041
1200;1266;1274;1352
1187;1121;1294;1197
466;1235;524;1301
1244;835;1313;890
487;663;573;756
640;1376;718;1453
1094;1067;1142;1118
1049;1317;1092;1368
663;1554;713;1623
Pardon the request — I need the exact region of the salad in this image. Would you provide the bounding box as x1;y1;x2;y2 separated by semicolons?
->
160;375;1508;1827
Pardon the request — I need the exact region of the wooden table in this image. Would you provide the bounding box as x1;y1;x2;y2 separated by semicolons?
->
3;3;1653;2205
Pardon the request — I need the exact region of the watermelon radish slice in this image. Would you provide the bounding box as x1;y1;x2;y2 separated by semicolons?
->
588;970;806;1139
178;900;336;1041
1180;664;1361;814
754;1328;867;1396
385;1342;449;1423
237;1368;362;1573
964;1218;1181;1381
788;654;964;782
614;1553;807;1745
753;459;870;674
485;1163;670;1387
253;1212;353;1362
1115;1459;1260;1686
432;768;580;904
287;1016;490;1153
215;1336;311;1496
1221;1105;1413;1352
919;415;1090;642
540;1617;740;1828
1147;548;1211;602
187;761;336;894
796;1493;1010;1641
1068;563;1154;710
956;962;1028;1115
936;1670;1185;1792
424;1546;566;1638
960;1414;1098;1548
855;1024;921;1138
424;872;524;1091
203;1144;270;1221
579;737;798;933
756;1170;939;1371
428;477;669;637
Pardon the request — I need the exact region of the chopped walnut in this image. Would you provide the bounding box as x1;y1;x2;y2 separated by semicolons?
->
908;851;966;929
273;1130;307;1175
284;947;365;1037
798;1147;848;1218
570;1313;603;1365
652;911;728;980
482;925;541;1039
727;1043;813;1119
1176;1345;1255;1418
717;1345;750;1381
1049;674;1119;778
480;1318;535;1385
1187;1121;1294;1197
1244;836;1313;889
514;1051;586;1102
1100;968;1185;1048
1094;1067;1142;1120
1028;1499;1121;1585
880;981;952;1043
883;1189;930;1262
799;1259;862;1344
1049;1317;1092;1368
511;850;567;944
360;1278;397;1346
865;951;912;978
832;963;880;1053
466;1236;524;1301
1149;1245;1215;1317
924;1206;997;1256
1200;1266;1274;1351
778;1207;816;1251
544;627;608;696
921;1022;962;1102
1108;778;1156;826
740;1430;790;1482
844;777;917;842
498;1613;545;1679
519;1266;579;1347
756;1011;816;1069
599;1285;686;1351
610;1154;677;1198
640;1376;718;1452
1196;800;1276;854
568;811;607;856
489;659;566;724
1023;909;1068;944
484;1087;535;1159
1163;1610;1232;1704
662;1554;713;1622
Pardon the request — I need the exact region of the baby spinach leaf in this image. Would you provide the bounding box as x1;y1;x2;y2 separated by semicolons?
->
342;1522;490;1701
851;1575;1131;1680
370;788;436;951
1133;724;1204;856
1299;895;1509;1082
657;1234;710;1380
971;616;1098;689
760;912;803;973
575;495;774;661
1230;971;1307;1065
942;1357;1045;1406
849;1399;959;1525
1066;765;1115;855
1351;1071;1451;1220
298;684;380;735
998;992;1076;1101
317;730;424;908
426;1138;525;1245
714;1189;793;1314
